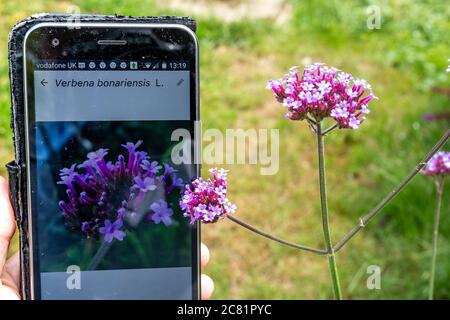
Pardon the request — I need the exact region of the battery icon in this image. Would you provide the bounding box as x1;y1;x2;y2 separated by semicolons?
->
161;62;167;69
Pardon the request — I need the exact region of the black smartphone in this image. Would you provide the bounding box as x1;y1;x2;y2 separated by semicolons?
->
22;22;199;299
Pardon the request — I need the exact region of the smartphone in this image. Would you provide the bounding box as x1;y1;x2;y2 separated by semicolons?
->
22;22;199;299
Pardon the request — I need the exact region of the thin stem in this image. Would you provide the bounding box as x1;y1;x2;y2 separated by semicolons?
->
87;240;113;270
316;121;342;300
322;123;339;136
307;116;317;124
227;215;327;255
429;177;445;300
333;129;450;252
306;118;318;134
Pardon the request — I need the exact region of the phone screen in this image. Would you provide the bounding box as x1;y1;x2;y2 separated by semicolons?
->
23;24;199;299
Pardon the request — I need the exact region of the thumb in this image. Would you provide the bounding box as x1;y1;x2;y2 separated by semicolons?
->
0;176;16;273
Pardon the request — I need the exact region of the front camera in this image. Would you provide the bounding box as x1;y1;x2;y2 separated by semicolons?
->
51;38;60;47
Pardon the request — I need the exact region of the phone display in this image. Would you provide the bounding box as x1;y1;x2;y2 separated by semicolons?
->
23;23;199;299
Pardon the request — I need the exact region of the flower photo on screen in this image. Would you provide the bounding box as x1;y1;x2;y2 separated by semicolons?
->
33;121;195;272
58;140;184;243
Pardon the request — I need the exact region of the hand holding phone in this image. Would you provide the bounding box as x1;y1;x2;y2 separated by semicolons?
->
0;176;20;300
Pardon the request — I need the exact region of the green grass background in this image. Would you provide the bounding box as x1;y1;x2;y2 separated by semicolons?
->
0;0;449;299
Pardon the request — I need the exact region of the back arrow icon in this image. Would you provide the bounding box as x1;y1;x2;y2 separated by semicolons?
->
41;79;48;86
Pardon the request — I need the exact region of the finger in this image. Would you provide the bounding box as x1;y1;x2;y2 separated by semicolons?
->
5;251;20;287
201;243;210;268
0;278;21;300
0;258;21;300
0;176;16;273
201;274;214;300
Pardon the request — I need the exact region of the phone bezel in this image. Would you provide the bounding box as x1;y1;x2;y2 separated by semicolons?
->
23;22;200;300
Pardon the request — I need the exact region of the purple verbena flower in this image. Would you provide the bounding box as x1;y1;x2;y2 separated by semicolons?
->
267;63;377;129
117;207;126;220
165;173;185;194
421;151;450;177
99;219;126;243
121;140;143;154
149;200;174;226
57;141;184;242
180;168;237;224
133;176;157;192
59;164;77;177
163;163;177;178
87;148;109;162
141;160;162;176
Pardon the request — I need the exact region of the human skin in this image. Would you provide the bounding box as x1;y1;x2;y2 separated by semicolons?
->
0;176;214;300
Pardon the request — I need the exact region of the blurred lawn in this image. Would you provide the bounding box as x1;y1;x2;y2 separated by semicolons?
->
0;0;449;299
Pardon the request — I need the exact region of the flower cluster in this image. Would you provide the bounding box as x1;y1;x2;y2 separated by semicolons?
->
180;168;237;224
58;141;183;243
421;151;450;177
267;63;376;129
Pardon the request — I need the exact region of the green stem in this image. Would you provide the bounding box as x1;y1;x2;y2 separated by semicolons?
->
316;121;342;300
333;129;450;252
429;177;445;300
227;215;327;254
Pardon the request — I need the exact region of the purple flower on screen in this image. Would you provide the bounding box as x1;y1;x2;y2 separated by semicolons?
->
149;200;174;226
121;140;143;154
59;164;77;177
141;160;162;176
99;219;126;243
163;163;177;178
87;148;109;161
57;141;185;243
133;176;157;192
